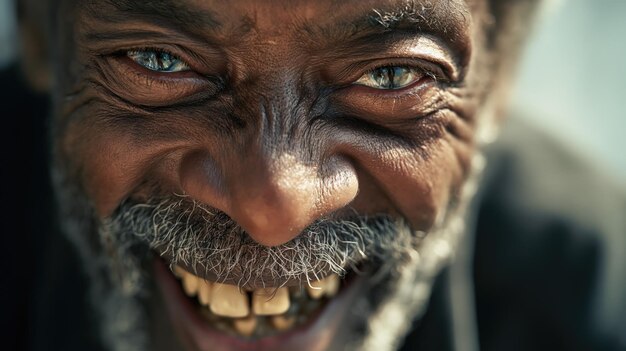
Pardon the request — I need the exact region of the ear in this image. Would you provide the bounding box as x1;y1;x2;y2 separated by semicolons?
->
17;0;51;92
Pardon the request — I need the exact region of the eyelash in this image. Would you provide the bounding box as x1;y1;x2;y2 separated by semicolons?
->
332;58;445;90
122;47;227;88
346;66;439;101
364;65;432;87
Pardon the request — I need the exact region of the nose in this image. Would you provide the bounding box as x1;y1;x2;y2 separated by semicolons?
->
179;151;358;247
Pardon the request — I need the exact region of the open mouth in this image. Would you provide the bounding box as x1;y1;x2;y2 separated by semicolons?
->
154;259;364;351
173;263;344;337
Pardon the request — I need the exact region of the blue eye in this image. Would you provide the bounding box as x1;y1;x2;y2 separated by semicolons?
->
355;66;423;90
127;49;190;73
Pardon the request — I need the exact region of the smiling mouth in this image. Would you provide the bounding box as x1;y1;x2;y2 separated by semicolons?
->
170;264;345;338
154;258;362;350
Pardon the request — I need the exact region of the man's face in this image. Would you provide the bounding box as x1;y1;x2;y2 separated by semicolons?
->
46;0;519;350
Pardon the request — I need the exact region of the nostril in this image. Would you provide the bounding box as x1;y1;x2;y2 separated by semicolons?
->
317;155;359;213
179;151;229;212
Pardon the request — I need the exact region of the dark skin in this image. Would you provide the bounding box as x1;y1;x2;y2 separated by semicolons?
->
57;0;481;248
22;0;534;349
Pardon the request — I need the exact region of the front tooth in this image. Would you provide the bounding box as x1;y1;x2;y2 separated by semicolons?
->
252;287;290;316
233;316;258;337
182;272;199;297
198;280;212;306
210;283;249;318
306;274;340;299
271;315;296;331
306;281;324;300
324;274;340;297
173;265;185;279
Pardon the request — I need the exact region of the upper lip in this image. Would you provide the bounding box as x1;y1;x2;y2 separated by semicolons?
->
162;255;347;290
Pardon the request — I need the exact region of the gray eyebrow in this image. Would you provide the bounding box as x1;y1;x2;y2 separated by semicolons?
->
364;1;468;37
301;0;469;53
369;2;433;29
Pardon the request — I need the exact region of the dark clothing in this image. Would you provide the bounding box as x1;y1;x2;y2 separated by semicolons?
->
2;65;625;351
2;65;103;351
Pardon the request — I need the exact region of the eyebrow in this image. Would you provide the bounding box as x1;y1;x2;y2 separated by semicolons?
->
369;2;456;30
311;1;470;51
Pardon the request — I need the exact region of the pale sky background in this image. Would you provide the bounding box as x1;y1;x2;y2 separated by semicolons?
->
1;0;624;183
510;0;626;184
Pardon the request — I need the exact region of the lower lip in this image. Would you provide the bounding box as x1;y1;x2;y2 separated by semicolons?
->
153;259;364;351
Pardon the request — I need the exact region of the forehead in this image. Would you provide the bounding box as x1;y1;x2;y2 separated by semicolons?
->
93;0;472;23
78;0;474;48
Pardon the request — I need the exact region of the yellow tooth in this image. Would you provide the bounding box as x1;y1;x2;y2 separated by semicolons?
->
271;315;296;331
306;281;324;300
198;280;212;306
210;283;249;318
182;272;199;297
252;287;290;316
323;274;340;297
306;274;340;299
233;316;258;337
173;265;186;279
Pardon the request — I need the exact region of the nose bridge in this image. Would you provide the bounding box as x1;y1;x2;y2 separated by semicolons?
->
253;71;310;153
232;72;315;180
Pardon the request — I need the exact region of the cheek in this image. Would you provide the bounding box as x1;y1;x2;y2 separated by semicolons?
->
59;121;136;217
58;116;183;218
348;130;474;231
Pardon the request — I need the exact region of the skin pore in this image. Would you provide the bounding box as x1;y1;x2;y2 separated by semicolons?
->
27;0;541;350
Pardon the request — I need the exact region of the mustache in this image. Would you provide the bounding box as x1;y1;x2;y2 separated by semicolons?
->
100;196;418;289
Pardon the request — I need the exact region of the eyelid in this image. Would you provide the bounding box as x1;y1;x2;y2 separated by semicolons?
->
331;58;446;88
353;66;425;91
114;45;225;86
323;35;457;86
99;50;223;107
101;42;221;77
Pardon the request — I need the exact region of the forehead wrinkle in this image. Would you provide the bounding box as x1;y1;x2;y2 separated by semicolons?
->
84;0;222;29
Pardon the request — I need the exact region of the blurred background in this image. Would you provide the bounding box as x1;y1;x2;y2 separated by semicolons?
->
510;0;626;185
0;0;624;183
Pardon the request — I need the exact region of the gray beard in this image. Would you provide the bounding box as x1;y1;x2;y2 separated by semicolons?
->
51;154;484;351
